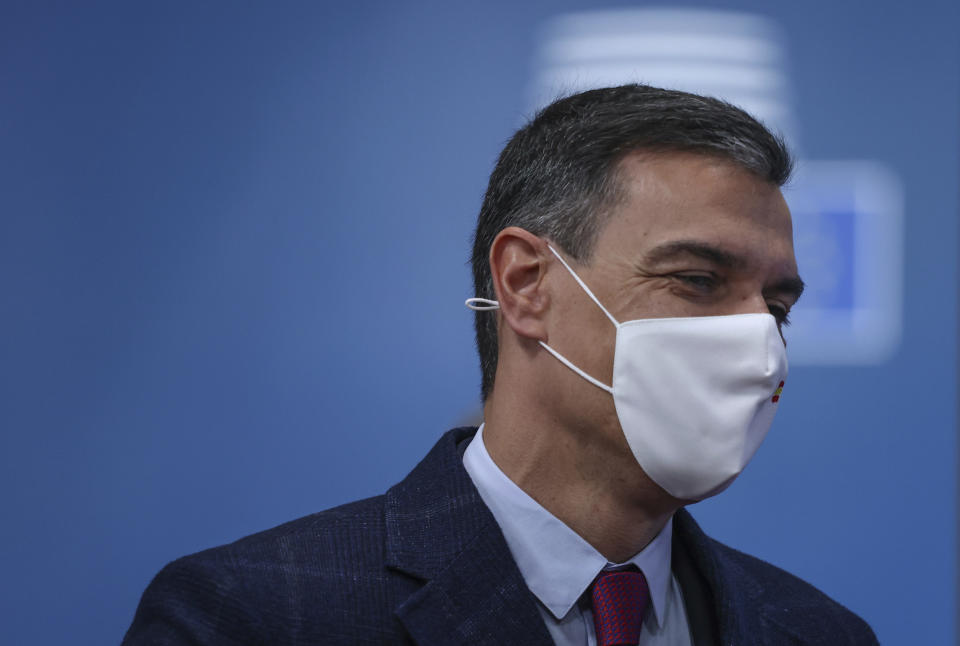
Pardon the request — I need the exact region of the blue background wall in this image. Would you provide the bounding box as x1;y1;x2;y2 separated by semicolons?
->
2;1;957;643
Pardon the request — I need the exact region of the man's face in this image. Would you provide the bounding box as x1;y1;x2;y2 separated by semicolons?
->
543;150;802;460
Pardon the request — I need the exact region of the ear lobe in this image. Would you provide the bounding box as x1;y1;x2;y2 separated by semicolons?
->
489;227;550;342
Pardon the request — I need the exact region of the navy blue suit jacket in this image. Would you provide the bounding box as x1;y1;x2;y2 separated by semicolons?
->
124;427;878;645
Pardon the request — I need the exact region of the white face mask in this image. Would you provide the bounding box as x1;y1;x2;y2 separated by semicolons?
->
467;244;789;501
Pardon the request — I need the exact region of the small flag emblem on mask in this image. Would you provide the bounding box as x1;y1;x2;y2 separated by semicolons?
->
771;381;785;403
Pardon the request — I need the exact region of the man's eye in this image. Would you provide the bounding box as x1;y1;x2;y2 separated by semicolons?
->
675;274;717;290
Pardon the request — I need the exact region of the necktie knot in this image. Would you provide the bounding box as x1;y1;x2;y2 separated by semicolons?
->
591;568;650;646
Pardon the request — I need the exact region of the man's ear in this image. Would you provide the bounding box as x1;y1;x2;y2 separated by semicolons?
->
489;227;550;342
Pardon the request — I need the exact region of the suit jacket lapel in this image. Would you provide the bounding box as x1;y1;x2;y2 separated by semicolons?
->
384;428;553;646
673;509;810;646
395;527;554;646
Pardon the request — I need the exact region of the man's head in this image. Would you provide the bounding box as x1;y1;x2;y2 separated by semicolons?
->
471;84;795;402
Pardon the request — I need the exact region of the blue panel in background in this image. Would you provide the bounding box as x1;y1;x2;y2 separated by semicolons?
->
785;161;904;365
813;210;855;310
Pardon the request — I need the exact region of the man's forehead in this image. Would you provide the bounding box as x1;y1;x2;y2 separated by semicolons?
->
613;151;791;220
604;152;796;253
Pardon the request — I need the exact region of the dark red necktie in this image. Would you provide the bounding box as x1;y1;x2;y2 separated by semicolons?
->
590;568;650;646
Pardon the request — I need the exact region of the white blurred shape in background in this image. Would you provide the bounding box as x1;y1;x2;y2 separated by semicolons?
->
529;8;903;365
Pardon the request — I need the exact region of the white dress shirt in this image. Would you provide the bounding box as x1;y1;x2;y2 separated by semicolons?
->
463;424;693;646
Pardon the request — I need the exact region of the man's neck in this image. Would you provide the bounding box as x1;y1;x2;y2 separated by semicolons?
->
481;398;682;564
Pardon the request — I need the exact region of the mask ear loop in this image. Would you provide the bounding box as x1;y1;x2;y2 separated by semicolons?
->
540;245;619;394
465;298;500;311
463;245;618;395
537;341;614;394
464;249;620;323
545;245;620;328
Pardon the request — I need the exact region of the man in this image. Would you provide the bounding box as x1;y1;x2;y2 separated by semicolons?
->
124;84;878;645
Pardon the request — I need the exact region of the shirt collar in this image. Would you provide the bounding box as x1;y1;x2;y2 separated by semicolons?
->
462;424;673;627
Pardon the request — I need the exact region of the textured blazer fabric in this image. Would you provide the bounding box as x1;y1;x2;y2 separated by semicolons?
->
123;427;878;645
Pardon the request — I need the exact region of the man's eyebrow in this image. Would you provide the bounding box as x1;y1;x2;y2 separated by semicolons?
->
770;276;806;302
643;239;806;301
643;240;747;269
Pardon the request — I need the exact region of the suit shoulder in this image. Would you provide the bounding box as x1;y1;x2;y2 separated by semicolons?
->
180;494;393;595
223;494;388;562
124;495;411;645
710;539;878;644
